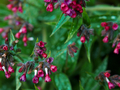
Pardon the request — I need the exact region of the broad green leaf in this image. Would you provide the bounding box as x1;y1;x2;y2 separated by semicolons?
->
95;56;108;76
16;67;22;90
50;14;70;36
54;73;72;90
82;8;90;26
34;84;39;90
84;36;97;62
10;30;15;46
65;17;82;43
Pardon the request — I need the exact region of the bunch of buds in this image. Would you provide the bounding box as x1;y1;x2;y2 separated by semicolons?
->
32;57;57;83
77;25;94;43
34;41;47;59
44;0;89;18
0;38;19;78
96;70;120;89
17;61;35;82
0;27;11;39
3;14;34;46
7;0;23;13
112;33;120;54
101;22;118;43
68;42;78;57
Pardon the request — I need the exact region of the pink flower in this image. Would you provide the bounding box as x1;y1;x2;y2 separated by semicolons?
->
61;3;69;12
45;74;51;82
47;57;54;63
22;26;27;34
70;1;77;9
7;4;13;10
50;65;57;72
101;22;108;27
112;23;118;30
46;3;54;12
71;10;77;18
3;46;8;51
103;36;108;43
15;32;21;39
38;41;44;47
42;53;47;58
75;4;82;12
20;73;26;82
5;71;11;78
32;75;39;84
104;72;110;78
105;26;110;31
12;7;18;13
0;63;3;71
114;48;119;54
117;42;120;49
44;0;51;2
23;35;28;46
18;6;23;13
38;69;44;77
0;28;4;33
80;36;86;43
108;82;115;89
8;65;14;74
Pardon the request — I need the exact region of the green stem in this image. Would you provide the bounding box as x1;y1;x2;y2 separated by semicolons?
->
16;54;24;62
86;7;120;11
41;81;46;90
42;28;47;42
64;48;68;72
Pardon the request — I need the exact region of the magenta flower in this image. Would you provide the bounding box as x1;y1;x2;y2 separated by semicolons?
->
38;69;44;77
8;65;14;74
47;57;54;63
20;73;26;82
80;36;86;43
112;23;118;30
32;75;39;84
45;74;51;82
103;36;109;43
50;65;57;72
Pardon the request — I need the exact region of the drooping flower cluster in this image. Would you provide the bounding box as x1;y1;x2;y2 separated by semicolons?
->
7;0;23;13
77;25;94;43
101;22;118;43
32;57;57;83
112;33;120;54
96;70;120;89
44;0;89;18
68;42;78;57
1;14;34;46
0;38;19;78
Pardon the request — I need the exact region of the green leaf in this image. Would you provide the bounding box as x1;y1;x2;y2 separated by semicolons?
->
84;36;97;62
16;67;22;90
95;56;108;76
54;73;72;90
82;8;90;26
50;14;70;36
34;84;39;90
10;30;15;46
79;81;84;90
65;17;82;43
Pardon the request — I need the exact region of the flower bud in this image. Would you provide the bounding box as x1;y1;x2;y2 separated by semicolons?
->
20;73;26;82
46;3;54;12
104;72;110;78
50;65;57;72
38;69;44;77
7;4;13;10
103;36;109;43
112;23;118;30
38;41;44;47
80;36;86;43
3;46;8;51
8;65;14;74
101;22;108;27
45;74;51;82
42;53;47;58
114;48;119;54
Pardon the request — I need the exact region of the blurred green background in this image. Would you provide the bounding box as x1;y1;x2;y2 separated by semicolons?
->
0;0;120;90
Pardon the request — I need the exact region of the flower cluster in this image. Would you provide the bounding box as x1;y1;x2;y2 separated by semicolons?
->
96;70;120;89
34;41;47;59
68;42;78;57
77;25;94;43
101;22;118;43
112;33;120;54
0;38;19;78
32;57;57;83
44;0;89;18
7;0;23;13
1;14;34;46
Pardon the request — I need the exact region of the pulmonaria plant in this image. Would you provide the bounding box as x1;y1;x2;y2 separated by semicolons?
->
7;0;23;13
101;22;118;43
0;27;11;39
17;41;57;83
68;42;78;57
77;25;94;43
44;0;89;18
2;14;34;46
96;70;120;89
0;38;19;78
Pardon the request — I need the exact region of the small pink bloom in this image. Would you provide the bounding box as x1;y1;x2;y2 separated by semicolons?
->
23;35;28;42
37;50;43;55
104;72;110;78
38;41;44;47
105;26;110;31
37;86;42;90
32;75;39;84
103;36;109;43
44;0;51;2
0;28;4;33
0;63;3;71
46;3;54;12
18;67;23;73
16;21;21;26
101;22;108;27
75;4;82;11
80;36;86;43
3;46;8;51
42;53;47;58
117;42;120;49
112;23;118;30
117;83;120;87
5;71;11;78
108;82;115;89
18;6;23;13
22;26;27;34
45;74;51;82
38;69;44;77
50;65;57;72
8;65;14;74
20;73;26;82
2;32;8;39
61;3;69;12
70;1;77;9
77;32;80;37
47;57;54;63
71;10;77;18
7;4;13;10
114;48;119;54
15;32;21;38
12;7;18;13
